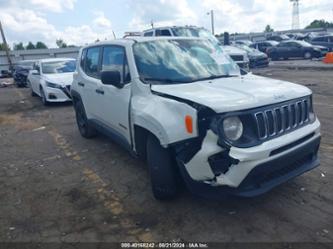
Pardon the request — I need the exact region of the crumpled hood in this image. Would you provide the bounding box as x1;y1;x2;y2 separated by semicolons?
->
43;73;74;86
151;74;312;113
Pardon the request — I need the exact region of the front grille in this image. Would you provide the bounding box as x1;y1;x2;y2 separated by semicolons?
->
254;98;311;140
230;55;244;61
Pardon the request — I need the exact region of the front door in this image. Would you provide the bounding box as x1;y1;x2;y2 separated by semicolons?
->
96;45;132;144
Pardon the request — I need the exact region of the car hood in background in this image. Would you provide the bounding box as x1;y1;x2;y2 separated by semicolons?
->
151;74;311;113
43;73;74;86
248;50;268;59
221;45;247;56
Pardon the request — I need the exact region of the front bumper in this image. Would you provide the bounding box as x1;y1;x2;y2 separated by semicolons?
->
178;119;321;198
45;85;72;102
249;57;269;68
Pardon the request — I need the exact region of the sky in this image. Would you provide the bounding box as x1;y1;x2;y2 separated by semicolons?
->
0;0;332;48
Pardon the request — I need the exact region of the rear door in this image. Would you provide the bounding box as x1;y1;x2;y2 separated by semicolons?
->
79;46;102;119
289;42;303;57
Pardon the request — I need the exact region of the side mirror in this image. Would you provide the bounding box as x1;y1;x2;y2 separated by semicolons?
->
31;69;40;75
101;70;123;88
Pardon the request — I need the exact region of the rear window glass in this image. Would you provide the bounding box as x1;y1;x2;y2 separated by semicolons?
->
85;47;100;78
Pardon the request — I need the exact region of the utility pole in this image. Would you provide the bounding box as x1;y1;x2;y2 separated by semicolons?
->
0;20;13;71
207;10;215;35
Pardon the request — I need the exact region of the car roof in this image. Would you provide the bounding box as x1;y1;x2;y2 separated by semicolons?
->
38;58;76;63
82;36;207;49
143;25;205;32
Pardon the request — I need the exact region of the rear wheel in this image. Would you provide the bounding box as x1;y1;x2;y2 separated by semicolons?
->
74;100;97;138
304;51;312;59
147;134;179;200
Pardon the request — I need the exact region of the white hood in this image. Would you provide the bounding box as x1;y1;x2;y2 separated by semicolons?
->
43;73;74;86
151;74;312;113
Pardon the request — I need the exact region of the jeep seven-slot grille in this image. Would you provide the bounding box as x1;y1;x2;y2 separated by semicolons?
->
254;98;310;140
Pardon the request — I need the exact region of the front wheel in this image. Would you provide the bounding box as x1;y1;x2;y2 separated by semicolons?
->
147;134;179;200
40;87;49;106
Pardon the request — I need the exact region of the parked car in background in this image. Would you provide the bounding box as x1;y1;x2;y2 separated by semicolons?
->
267;34;290;42
234;40;253;47
13;60;35;87
310;35;333;52
220;45;250;70
27;58;76;105
251;41;279;53
71;37;321;200
142;26;250;70
267;40;328;60
235;44;269;68
0;69;12;78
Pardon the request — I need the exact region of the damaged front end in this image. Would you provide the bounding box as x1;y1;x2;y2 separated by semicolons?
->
172;96;321;198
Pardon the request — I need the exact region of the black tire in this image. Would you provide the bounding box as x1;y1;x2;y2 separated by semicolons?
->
28;81;37;96
74;100;97;138
40;87;49;106
270;53;279;61
147;134;179;200
304;51;312;59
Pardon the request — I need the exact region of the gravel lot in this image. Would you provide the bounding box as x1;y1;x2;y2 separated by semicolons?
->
0;67;332;244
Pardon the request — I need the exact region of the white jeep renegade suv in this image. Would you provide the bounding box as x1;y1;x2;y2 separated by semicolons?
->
71;37;321;200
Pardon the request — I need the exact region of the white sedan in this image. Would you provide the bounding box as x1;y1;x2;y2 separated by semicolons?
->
27;58;76;105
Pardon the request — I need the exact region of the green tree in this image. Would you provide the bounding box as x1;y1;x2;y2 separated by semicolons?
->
14;42;25;50
306;19;333;29
35;41;48;49
56;39;67;48
0;43;11;51
264;25;274;33
26;42;36;50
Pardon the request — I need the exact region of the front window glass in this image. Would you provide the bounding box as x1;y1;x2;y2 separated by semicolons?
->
41;60;76;74
102;46;131;83
133;39;240;85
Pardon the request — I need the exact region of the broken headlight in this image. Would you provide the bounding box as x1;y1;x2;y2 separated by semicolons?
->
210;113;258;148
223;116;243;141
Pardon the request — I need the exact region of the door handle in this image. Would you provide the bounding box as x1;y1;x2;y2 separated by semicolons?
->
78;82;85;87
95;88;104;95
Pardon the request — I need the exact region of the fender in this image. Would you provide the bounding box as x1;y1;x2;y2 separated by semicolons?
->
131;94;198;147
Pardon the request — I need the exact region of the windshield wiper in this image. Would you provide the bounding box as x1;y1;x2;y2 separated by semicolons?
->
192;74;236;82
141;77;191;84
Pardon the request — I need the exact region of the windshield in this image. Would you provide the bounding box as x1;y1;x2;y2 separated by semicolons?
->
269;41;279;46
42;60;76;74
17;61;34;69
237;44;256;53
171;27;221;46
133;39;240;84
296;40;312;47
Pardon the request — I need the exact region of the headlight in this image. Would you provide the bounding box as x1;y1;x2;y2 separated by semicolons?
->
46;81;61;88
223;116;243;141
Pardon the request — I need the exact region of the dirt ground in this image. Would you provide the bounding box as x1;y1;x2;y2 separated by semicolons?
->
0;68;332;244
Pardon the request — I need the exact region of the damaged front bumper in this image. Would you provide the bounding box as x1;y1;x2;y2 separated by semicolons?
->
176;119;321;198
